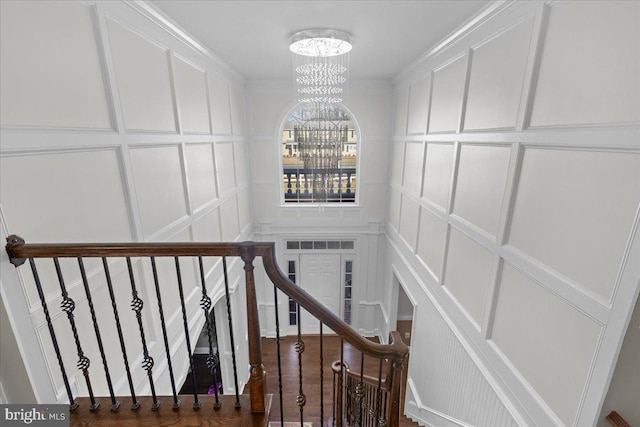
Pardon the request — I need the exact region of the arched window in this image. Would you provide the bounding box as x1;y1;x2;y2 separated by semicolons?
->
281;103;358;204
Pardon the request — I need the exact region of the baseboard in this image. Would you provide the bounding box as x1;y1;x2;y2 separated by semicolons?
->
404;378;473;427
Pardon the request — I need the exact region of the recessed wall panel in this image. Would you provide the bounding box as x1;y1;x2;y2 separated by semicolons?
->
530;1;640;126
407;79;430;135
130;146;188;238
452;144;510;236
422;143;455;209
1;150;132;305
492;263;601;426
0;1;111;128
210;77;232;135
230;87;245;136
443;228;493;326
417;208;448;279
220;196;240;241
399;196;420;250
389;188;402;231
394;87;409;136
390;142;405;185
237;188;251;231
185;143;217;210
107;18;176;132
429;57;466;133
508;149;640;300
174;57;210;133
234;142;249;186
192;208;221;272
464;19;533;130
215;142;236;195
403;141;424;195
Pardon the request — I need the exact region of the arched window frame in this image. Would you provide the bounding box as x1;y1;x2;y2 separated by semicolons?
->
276;101;362;206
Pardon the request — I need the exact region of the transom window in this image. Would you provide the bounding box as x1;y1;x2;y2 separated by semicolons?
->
282;103;358;203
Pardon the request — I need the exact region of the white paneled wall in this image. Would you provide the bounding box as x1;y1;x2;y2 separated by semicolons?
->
0;0;251;404
388;2;640;427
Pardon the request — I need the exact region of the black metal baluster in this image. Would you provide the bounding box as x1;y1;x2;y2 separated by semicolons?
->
222;257;241;408
357;353;365;427
28;259;78;411
102;258;139;411
320;321;324;427
376;359;384;427
210;306;221;406
53;258;99;411
339;338;344;427
126;257;159;410
175;257;201;410
149;257;180;410
197;256;220;409
77;258;119;411
273;285;284;427
296;304;305;425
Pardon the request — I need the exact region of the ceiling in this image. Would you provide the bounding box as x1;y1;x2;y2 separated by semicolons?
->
149;0;491;81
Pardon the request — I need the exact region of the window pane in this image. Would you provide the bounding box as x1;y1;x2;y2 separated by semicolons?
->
341;241;354;250
288;260;295;273
289;313;297;325
345;287;351;299
328;241;340;249
314;241;327;250
301;241;313;249
345;261;352;272
287;241;300;250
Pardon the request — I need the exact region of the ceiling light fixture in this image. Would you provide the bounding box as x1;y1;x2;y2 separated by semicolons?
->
290;29;351;104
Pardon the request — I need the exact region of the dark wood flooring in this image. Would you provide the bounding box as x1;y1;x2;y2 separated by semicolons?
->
256;335;416;427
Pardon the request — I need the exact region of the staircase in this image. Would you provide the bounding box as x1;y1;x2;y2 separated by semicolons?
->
5;236;409;427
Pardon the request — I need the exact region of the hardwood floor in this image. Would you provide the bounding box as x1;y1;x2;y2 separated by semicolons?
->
180;335;417;427
255;335;417;427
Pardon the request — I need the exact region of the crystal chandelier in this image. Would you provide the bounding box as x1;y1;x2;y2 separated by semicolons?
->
290;29;352;202
290;29;351;104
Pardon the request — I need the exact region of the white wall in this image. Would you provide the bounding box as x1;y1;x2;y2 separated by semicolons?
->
0;1;252;403
247;81;393;336
387;1;640;427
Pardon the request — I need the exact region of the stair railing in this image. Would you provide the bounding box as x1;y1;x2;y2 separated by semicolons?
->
5;235;409;427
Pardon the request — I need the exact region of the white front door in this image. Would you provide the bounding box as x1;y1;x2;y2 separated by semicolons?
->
299;254;341;334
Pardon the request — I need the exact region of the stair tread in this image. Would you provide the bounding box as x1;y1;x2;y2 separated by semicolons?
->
70;394;272;427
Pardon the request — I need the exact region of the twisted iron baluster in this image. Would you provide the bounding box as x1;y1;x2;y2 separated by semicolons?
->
197;256;220;409
175;257;201;410
356;353;365;427
376;359;384;427
222;257;241;408
273;285;284;427
102;258;139;411
77;258;119;411
209;306;221;408
296;303;306;425
126;257;159;410
53;258;99;411
28;258;78;411
149;257;180;410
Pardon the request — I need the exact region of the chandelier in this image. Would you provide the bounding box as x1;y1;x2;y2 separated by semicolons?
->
290;29;352;202
290;29;351;104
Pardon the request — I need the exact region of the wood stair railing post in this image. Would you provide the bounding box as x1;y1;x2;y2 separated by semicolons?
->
387;332;409;427
240;245;267;413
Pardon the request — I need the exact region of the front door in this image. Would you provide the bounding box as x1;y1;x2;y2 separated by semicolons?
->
299;254;341;334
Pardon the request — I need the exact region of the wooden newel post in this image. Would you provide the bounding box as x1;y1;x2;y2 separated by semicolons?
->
240;245;267;413
387;331;409;427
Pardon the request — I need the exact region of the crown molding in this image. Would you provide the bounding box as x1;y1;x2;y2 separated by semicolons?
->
394;0;516;83
125;0;245;83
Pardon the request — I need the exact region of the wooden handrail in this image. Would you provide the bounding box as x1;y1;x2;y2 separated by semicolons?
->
606;411;631;427
6;236;409;363
5;235;409;426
